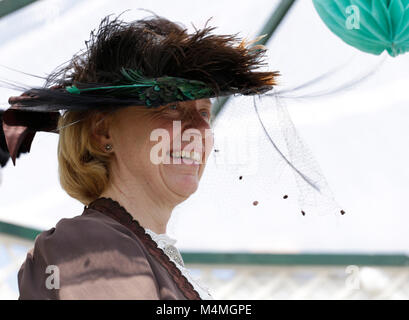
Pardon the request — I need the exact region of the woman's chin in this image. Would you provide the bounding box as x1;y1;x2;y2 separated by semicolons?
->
178;176;200;197
164;174;200;198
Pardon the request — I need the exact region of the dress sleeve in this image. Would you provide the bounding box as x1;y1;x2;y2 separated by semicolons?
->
17;215;160;299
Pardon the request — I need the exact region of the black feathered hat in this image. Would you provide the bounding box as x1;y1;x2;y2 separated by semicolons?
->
1;14;279;165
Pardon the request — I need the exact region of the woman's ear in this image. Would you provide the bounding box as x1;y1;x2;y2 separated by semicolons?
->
91;112;113;151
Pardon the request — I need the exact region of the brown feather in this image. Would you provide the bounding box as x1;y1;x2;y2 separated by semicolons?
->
45;14;279;95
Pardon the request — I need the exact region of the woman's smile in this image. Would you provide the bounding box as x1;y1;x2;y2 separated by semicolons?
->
166;150;202;166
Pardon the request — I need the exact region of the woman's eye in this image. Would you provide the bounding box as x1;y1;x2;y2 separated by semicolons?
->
200;110;210;119
169;105;178;110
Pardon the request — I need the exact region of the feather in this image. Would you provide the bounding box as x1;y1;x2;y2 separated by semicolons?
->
65;68;215;106
43;14;279;97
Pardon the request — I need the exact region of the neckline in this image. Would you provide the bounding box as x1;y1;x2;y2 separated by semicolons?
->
85;197;201;300
144;228;177;245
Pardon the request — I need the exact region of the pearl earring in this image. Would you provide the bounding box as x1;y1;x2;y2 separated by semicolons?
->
104;144;113;152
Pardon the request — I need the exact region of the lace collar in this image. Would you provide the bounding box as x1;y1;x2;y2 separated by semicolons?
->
85;197;201;300
144;229;213;300
144;228;177;247
144;228;185;267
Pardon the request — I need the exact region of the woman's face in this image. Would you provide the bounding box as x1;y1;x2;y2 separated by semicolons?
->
103;99;213;203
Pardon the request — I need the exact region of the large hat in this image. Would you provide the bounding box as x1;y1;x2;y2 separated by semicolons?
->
0;14;279;165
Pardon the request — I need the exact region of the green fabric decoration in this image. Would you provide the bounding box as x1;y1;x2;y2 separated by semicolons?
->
65;67;215;106
313;0;409;57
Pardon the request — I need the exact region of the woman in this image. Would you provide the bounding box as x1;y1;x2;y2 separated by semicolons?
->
2;14;278;299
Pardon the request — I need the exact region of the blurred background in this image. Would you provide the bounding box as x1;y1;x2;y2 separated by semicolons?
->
0;0;408;299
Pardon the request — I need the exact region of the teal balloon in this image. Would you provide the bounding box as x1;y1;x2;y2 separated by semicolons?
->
313;0;409;57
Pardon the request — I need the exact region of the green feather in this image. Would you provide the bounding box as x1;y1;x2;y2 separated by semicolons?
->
65;67;215;106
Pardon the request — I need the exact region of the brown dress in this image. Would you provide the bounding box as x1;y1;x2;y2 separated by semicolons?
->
17;197;201;300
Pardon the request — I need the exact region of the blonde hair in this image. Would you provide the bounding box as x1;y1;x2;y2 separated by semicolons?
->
57;110;112;205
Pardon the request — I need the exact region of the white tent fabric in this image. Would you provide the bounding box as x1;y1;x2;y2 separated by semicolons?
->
1;0;408;254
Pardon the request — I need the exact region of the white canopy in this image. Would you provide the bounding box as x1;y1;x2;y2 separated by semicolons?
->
1;0;408;254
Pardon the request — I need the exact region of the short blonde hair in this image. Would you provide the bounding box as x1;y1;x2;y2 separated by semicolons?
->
57;110;112;205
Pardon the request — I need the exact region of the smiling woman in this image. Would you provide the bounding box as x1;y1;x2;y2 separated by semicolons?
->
58;99;213;209
1;13;278;299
